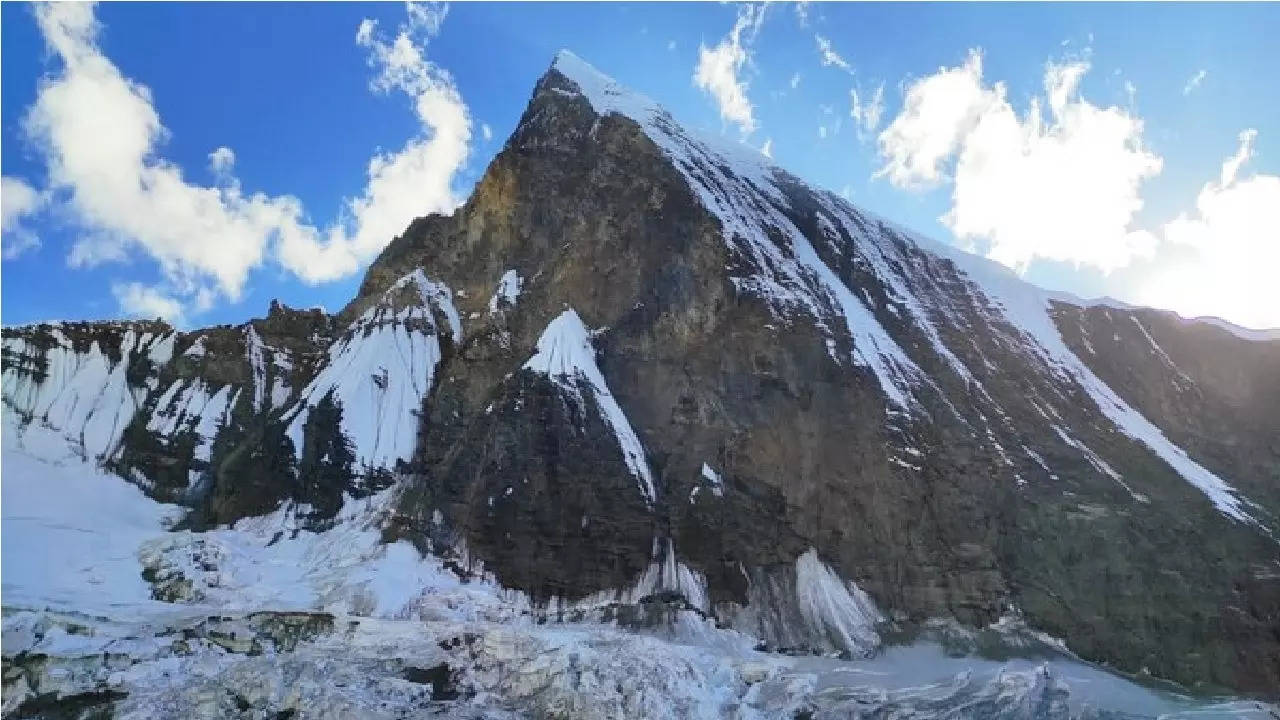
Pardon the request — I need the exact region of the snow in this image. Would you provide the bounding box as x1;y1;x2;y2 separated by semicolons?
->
243;324;294;412
146;380;235;468
1;325;175;461
3;400;1272;719
896;225;1256;522
1023;445;1051;472
181;336;207;359
287;269;459;474
524;309;657;503
1051;425;1147;502
1;414;184;614
488;269;524;313
1130;316;1196;389
700;462;724;497
1184;315;1280;342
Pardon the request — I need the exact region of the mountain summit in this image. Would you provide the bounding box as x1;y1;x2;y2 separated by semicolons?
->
4;53;1279;712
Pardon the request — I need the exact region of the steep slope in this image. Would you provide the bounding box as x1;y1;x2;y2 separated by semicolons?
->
368;51;1279;693
3;50;1278;697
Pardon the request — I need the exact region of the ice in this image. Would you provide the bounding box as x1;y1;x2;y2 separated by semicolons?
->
793;548;883;657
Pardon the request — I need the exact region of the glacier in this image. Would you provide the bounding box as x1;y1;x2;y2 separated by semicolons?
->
2;414;1272;719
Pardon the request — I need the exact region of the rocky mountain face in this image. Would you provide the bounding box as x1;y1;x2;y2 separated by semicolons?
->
4;50;1278;704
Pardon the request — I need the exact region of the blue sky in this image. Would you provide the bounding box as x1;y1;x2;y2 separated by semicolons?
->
3;2;1277;329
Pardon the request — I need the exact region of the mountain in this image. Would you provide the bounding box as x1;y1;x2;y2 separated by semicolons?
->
3;51;1278;716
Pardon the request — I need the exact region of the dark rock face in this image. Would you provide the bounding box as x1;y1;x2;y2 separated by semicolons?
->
3;53;1278;696
400;368;658;600
371;58;1280;693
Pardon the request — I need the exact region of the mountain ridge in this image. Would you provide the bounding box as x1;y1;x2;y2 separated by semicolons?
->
3;51;1279;699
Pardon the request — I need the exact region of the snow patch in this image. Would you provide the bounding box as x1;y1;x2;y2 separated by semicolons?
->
488;269;524;313
524;309;657;503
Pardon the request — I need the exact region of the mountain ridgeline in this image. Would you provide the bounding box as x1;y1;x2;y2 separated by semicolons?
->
4;52;1278;696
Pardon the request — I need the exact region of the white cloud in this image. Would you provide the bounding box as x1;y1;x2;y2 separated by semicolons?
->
876;49;1162;273
790;72;801;90
815;34;852;74
1140;129;1280;328
112;282;186;326
21;1;471;321
667;39;677;52
850;83;884;139
818;126;827;140
693;5;765;136
761;138;773;157
794;1;810;28
281;0;472;282
2;176;47;259
481;123;492;142
207;146;235;177
1182;69;1207;96
23;2;300;303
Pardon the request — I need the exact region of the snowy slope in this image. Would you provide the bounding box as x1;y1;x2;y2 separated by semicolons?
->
1;414;184;614
1;325;175;461
287;269;461;473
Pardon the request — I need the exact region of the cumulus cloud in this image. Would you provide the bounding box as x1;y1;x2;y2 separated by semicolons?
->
693;4;765;136
22;2;296;302
790;72;801;90
21;1;470;321
2;176;47;259
815;34;852;74
278;0;471;283
761;138;773;157
1140;129;1280;328
876;49;1162;273
207;146;235;177
112;282;187;326
1182;69;1207;96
